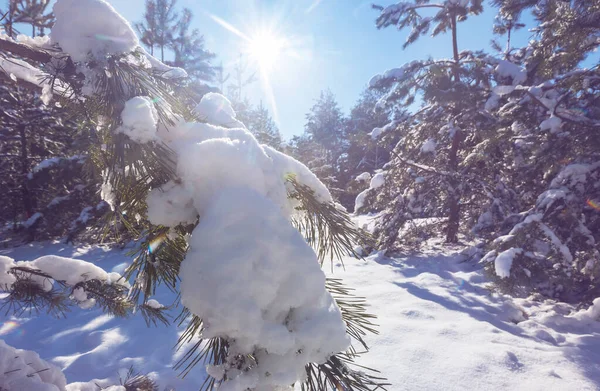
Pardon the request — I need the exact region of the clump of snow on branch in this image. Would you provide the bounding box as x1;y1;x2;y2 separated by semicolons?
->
0;254;129;308
355;172;371;182
193;92;244;128
145;299;164;309
51;0;139;62
121;91;346;389
539;115;563;134
420;138;437;154
494;248;523;278
180;188;350;389
355;171;386;211
495;60;527;85
146;181;197;227
118;96;159;143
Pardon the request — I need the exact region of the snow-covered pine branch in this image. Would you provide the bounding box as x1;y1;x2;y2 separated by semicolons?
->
0;0;383;390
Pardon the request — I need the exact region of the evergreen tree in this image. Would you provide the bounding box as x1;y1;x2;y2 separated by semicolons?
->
480;0;600;303
137;0;179;62
301;90;346;195
245;101;283;150
135;0;158;56
168;8;217;82
367;0;496;249
10;0;54;36
340;88;393;210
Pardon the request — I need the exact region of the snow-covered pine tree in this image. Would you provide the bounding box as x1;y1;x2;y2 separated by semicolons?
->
298;89;347;200
0;12;104;243
481;0;600;303
243;100;284;151
341;88;393;211
366;0;506;250
0;0;385;389
167;8;217;83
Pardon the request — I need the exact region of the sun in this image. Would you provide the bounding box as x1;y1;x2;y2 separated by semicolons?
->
248;31;287;71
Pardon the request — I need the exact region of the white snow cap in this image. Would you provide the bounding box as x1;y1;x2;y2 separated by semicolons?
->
495;248;523;278
370;172;386;189
495;60;527;86
51;0;139;62
420;138;437;154
119;96;159;143
355;172;371;182
539;115;562;134
180;187;350;389
193;93;244;128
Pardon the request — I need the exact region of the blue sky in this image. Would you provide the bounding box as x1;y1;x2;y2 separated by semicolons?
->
107;0;531;139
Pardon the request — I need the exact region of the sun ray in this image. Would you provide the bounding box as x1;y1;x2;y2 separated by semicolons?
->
207;14;251;42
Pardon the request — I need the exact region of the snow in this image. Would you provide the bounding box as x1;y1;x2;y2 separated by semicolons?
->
51;0;139;62
0;56;53;101
0;255;16;287
494;248;523;278
370;126;385;139
193;93;244;128
370;172;386;189
354;172;385;211
550;163;600;189
3;239;600;390
138;46;188;79
0;339;67;391
540;115;563;134
495;60;527;85
420;138;437;153
23;212;43;228
145;181;198;227
355;172;371;182
368;64;411;87
29;155;86;178
354;189;369;212
118;96;158;143
369;121;397;140
140;91;341;388
145;299;164;309
0;253;129;300
179;188;349;389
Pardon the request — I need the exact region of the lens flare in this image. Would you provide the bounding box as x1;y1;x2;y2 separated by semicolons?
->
587;199;600;211
148;233;167;254
0;321;23;336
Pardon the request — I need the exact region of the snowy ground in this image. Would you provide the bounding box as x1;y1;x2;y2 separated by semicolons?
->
2;237;600;390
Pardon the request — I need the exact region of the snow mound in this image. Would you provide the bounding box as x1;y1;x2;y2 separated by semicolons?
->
0;339;67;391
118;96;159;143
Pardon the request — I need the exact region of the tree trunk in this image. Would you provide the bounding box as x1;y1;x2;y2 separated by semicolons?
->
18;125;34;218
446;14;462;243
